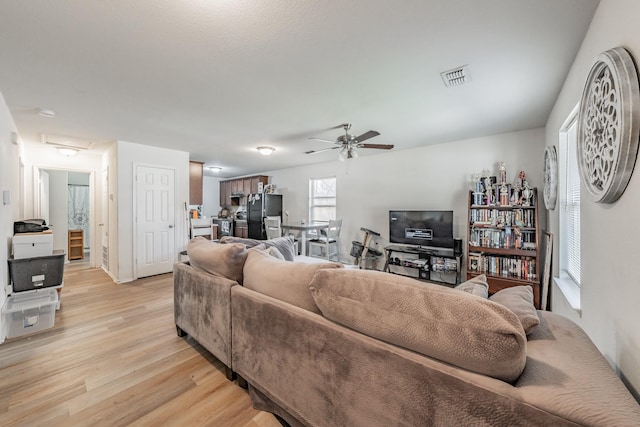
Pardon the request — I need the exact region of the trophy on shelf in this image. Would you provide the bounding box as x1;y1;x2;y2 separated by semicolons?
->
499;161;507;184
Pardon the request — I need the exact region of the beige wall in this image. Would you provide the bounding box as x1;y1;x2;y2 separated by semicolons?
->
0;92;23;342
264;127;545;263
114;140;190;283
545;0;640;399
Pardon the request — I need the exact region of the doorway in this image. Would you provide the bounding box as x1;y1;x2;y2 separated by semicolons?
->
36;168;94;265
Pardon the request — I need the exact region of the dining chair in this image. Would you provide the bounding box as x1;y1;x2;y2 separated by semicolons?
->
308;219;342;261
190;217;214;239
264;216;282;240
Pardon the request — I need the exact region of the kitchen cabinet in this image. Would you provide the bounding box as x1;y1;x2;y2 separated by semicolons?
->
234;220;248;238
219;175;269;207
250;176;269;194
189;161;204;205
243;178;252;196
220;180;232;207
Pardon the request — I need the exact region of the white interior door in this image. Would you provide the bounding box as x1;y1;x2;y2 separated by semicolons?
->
136;165;175;278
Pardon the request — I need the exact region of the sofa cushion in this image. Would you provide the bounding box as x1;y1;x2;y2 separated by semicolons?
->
309;269;527;382
489;286;540;335
454;274;489;298
243;249;343;313
220;235;296;261
187;237;247;284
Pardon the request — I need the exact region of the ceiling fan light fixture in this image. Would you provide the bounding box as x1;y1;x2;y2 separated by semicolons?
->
257;146;275;156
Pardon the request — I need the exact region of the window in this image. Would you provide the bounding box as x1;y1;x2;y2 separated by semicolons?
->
309;177;336;222
560;108;581;286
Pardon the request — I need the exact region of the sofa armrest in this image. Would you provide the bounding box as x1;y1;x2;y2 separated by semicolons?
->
174;262;237;368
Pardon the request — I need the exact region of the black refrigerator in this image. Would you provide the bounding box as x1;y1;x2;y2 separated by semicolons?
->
247;194;283;239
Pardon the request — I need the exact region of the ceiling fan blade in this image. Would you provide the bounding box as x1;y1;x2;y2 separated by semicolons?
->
305;146;342;155
359;143;394;150
354;130;380;143
308;137;338;144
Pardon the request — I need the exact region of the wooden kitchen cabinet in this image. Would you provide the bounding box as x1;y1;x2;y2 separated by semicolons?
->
220;176;269;206
250;176;269;193
189;161;204;205
220;180;232;207
234;221;248;238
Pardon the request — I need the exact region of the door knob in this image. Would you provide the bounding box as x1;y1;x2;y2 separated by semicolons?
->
169;225;174;228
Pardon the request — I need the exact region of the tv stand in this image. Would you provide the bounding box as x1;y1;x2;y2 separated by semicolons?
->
383;244;462;286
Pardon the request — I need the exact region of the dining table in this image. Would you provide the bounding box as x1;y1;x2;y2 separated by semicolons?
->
281;221;328;257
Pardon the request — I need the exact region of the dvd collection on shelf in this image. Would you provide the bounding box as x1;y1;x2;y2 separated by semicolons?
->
468;252;537;281
468;227;536;250
430;256;458;273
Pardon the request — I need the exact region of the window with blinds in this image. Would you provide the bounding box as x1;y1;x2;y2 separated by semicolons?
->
562;114;581;285
309;177;336;222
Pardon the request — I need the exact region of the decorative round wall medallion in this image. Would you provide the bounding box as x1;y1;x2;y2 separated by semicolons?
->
577;46;640;204
543;145;558;210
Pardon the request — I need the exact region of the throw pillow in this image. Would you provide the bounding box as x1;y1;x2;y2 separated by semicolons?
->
249;243;286;260
454;274;489;298
187;237;247;284
309;269;527;382
243;249;343;313
489;286;540;335
220;235;296;261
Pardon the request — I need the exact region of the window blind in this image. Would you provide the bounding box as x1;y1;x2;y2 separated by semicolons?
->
309;177;336;222
565;121;581;285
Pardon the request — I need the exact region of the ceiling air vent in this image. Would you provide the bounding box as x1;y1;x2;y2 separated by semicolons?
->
440;65;471;87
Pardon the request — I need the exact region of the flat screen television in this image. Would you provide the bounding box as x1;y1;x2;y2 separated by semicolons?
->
389;210;454;249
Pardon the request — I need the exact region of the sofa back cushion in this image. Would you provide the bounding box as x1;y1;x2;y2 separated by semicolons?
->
309;269;527;382
243;249;343;313
220;235;297;261
187;237;247;284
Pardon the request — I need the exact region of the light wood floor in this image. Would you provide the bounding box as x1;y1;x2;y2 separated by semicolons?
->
0;261;281;427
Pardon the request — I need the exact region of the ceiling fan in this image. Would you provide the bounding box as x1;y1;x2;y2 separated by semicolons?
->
305;123;394;160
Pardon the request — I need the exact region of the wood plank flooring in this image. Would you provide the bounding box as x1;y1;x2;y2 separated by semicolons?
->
0;261;281;427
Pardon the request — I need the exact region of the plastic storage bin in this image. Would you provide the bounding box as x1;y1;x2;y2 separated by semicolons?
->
8;250;65;292
2;289;58;338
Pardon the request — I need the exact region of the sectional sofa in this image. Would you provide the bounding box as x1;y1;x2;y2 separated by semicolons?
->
174;236;640;426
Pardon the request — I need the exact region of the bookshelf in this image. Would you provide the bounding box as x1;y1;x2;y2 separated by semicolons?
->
466;188;541;308
68;229;84;261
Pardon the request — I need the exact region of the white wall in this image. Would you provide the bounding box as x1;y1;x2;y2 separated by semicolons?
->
47;170;68;256
202;175;221;218
263;128;545;263
545;0;640;400
113;140;190;283
0;91;24;343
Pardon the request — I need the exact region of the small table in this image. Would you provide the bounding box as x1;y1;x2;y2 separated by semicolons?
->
281;222;328;257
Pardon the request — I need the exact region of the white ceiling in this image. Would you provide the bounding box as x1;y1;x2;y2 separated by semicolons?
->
0;0;599;178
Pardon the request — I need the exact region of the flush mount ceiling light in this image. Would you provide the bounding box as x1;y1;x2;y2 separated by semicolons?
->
38;108;56;118
209;166;222;173
257;146;275;156
57;147;78;156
